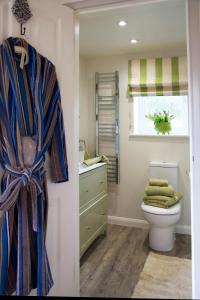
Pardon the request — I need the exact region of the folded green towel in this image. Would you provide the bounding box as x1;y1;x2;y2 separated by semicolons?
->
144;195;174;202
174;192;183;202
143;192;183;208
149;178;168;187
83;155;109;166
145;184;175;197
144;192;182;202
144;198;179;208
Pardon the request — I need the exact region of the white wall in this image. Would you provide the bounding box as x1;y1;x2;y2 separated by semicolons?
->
80;50;191;229
79;57;89;147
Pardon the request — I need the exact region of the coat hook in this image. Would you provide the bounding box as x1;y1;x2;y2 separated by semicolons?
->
21;24;26;36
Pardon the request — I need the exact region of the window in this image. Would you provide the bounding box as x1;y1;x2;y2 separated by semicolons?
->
133;96;189;136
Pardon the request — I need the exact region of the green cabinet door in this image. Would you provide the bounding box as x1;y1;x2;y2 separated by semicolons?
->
79;164;108;257
80;195;107;257
80;165;107;212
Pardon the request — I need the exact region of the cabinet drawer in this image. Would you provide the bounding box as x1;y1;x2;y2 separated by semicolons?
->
80;196;107;252
80;166;107;210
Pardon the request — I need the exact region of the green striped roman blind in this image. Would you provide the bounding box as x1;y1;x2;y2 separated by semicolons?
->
128;56;188;97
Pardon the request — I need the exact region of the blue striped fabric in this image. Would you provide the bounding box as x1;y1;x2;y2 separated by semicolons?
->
0;37;69;296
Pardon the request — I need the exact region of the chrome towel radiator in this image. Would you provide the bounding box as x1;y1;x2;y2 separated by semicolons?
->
95;71;120;184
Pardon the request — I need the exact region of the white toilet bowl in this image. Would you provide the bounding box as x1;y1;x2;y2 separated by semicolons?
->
141;202;181;251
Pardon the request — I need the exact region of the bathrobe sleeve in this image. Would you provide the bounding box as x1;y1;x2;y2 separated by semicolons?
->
48;73;69;183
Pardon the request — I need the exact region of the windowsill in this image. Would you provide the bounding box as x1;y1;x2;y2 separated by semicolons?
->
129;133;189;139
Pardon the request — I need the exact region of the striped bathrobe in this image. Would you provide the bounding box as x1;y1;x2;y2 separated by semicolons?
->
0;37;69;296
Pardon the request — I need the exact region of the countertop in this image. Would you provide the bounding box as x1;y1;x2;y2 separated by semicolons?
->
79;162;106;175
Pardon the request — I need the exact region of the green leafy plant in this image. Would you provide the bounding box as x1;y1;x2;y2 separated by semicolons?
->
145;111;175;135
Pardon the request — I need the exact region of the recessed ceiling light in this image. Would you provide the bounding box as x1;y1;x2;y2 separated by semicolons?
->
118;20;127;27
130;39;138;44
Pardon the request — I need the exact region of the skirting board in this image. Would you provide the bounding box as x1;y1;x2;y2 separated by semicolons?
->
108;216;191;235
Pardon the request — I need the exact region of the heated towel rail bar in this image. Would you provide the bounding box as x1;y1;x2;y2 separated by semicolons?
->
95;71;120;184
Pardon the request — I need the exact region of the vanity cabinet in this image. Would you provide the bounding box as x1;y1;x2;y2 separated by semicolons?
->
79;164;108;257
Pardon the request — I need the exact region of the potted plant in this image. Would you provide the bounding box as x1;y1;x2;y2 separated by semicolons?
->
145;111;175;135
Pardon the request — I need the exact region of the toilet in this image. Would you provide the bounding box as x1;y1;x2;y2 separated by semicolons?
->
141;162;181;252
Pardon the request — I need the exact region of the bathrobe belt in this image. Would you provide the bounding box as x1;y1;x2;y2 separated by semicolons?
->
0;158;45;232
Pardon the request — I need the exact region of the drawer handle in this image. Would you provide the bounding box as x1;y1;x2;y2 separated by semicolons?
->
101;213;106;216
100;181;104;184
86;226;91;230
85;190;89;193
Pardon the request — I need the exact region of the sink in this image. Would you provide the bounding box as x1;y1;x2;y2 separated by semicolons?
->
79;162;106;175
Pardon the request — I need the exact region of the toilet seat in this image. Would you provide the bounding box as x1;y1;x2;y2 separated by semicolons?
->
141;202;181;215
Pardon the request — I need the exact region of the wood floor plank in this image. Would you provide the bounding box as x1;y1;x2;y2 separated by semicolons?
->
94;228;149;298
80;225;125;289
80;225;191;298
81;226;133;296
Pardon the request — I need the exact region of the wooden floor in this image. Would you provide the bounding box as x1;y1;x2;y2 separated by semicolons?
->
80;225;191;298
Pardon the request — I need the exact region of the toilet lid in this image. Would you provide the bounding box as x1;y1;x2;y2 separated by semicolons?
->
141;202;181;215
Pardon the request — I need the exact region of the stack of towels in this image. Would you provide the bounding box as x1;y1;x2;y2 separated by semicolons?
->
143;178;183;208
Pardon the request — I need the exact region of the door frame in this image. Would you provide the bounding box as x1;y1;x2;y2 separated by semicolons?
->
0;0;80;296
186;1;200;299
74;0;199;298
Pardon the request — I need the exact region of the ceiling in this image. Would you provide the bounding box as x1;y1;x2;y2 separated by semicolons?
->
79;0;187;57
